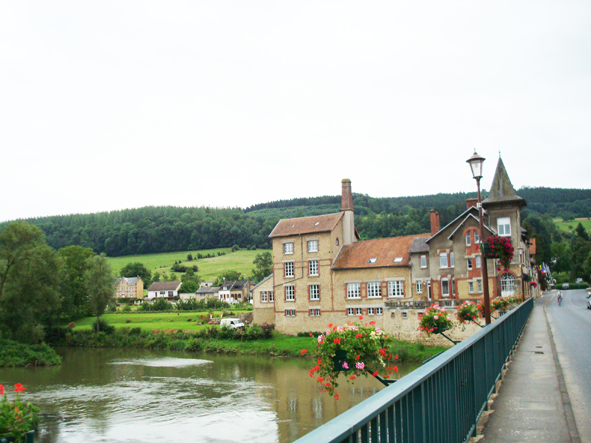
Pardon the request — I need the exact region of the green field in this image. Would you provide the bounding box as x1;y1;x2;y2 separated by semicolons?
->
73;311;242;332
553;217;591;234
106;248;269;281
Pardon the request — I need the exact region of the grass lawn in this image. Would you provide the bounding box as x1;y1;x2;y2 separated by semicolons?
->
553;217;591;234
106;248;270;281
73;311;248;332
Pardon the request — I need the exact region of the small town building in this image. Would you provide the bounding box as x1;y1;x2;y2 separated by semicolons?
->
114;277;144;299
147;281;182;300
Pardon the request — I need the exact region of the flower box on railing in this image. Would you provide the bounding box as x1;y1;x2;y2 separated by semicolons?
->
481;242;498;259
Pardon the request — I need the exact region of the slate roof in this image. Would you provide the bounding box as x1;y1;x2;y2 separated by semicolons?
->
113;277;140;285
269;213;344;238
409;237;430;254
482;157;526;208
196;286;220;295
148;281;182;291
332;234;429;270
426;207;493;243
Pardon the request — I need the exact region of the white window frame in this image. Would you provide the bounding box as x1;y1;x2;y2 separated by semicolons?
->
469;281;474;293
347;283;361;299
309;260;318;276
388;280;404;298
368;307;375;315
307;240;318;253
309;284;319;301
476;255;482;269
285;309;296;317
477;279;483;293
420;255;427;268
261;291;268;303
284;242;294;255
310;308;320;316
347;308;356;316
285;286;295;301
367;282;381;298
284;262;294;278
269;291;274;302
466;232;472;246
467;258;473;270
450;252;455;268
439;252;448;268
416;280;423;293
376;307;383;315
441;278;450;297
474;230;480;244
498;217;511;237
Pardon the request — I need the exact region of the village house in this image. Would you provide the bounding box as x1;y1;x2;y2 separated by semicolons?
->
147;281;182;300
217;280;254;304
113;276;144;299
253;158;538;340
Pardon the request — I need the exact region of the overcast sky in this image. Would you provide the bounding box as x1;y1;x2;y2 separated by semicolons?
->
1;1;590;222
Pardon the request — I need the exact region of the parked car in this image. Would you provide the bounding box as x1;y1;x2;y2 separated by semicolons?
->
220;318;245;329
562;283;570;289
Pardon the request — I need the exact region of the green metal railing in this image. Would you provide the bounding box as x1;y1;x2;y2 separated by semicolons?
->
294;297;533;443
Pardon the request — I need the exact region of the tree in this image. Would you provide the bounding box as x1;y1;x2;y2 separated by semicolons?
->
85;254;115;332
179;280;198;293
252;251;272;282
214;270;243;286
0;222;63;343
120;262;152;288
58;245;96;320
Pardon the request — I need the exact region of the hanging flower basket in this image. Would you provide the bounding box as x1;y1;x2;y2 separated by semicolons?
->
0;383;39;443
418;304;454;336
530;281;538;288
304;318;399;397
456;301;481;325
481;235;514;268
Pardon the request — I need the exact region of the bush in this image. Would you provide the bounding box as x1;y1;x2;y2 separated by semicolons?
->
0;339;62;367
122;305;132;312
92;319;115;334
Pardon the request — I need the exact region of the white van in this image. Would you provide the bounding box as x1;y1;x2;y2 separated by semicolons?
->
220;318;245;329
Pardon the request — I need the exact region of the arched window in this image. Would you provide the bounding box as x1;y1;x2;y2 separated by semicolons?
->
500;273;516;297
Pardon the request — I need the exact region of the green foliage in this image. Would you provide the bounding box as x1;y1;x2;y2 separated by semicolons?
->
85;254;115;331
91;319;115;335
120;262;152;288
139;299;174;312
214;270;244;286
0;222;63;344
179;280;198;293
58;245;96;320
0;339;62;367
252;251;272;283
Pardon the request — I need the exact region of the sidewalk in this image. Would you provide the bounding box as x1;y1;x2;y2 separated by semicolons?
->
479;294;580;443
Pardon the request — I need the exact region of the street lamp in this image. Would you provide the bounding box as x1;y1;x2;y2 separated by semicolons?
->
467;151;492;325
518;246;526;302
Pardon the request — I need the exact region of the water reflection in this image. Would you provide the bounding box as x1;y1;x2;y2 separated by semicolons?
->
0;349;418;443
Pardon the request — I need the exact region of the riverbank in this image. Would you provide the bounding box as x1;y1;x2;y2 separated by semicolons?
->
0;339;62;367
49;327;448;362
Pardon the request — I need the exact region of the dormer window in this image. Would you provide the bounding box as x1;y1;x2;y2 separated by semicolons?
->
394;257;403;263
368;258;377;264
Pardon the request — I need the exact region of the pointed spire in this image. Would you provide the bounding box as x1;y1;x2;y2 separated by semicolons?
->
482;157;526;208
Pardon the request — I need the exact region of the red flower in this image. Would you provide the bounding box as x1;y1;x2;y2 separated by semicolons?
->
0;384;4;396
325;382;332;388
14;383;26;393
301;349;308;355
355;334;363;339
372;371;378;377
328;323;333;328
317;359;322;365
395;354;399;360
349;375;356;380
369;321;376;325
394;366;399;373
309;333;313;337
379;348;386;356
334;393;340;400
313;365;320;372
333;338;341;345
317;376;324;383
358;316;363;320
356;354;360;360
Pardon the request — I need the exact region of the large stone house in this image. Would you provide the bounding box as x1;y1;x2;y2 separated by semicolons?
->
114;277;144;299
253;158;538;339
147;281;182;300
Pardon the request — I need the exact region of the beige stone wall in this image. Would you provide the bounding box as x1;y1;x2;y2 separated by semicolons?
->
252;277;276;325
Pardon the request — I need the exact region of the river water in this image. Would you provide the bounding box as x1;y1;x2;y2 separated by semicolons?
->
0;348;418;443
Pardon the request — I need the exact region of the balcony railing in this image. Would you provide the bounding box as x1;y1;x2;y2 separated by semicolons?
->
295;297;534;443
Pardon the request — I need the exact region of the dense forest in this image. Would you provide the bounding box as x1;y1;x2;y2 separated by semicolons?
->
3;187;591;266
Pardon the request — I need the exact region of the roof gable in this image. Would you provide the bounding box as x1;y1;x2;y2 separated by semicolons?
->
148;281;182;291
269;213;344;238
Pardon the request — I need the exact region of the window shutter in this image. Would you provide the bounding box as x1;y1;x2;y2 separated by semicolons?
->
307;285;310;298
284;286;286;301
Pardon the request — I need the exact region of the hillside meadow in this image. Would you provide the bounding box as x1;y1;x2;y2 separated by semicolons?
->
553;217;591;234
106;248;269;281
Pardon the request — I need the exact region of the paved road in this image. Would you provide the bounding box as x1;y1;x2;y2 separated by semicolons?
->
546;289;591;443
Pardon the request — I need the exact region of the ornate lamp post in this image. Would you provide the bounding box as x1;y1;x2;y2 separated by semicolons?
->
467;151;492;325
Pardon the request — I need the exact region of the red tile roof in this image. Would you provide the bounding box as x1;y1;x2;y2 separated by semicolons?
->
332;233;430;270
269;213;344;238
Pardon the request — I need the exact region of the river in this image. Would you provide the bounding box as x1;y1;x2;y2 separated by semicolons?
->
0;348;418;443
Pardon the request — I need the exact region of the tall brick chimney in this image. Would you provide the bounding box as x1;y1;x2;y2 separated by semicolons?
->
466;198;478;210
430;210;440;236
341;179;355;245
